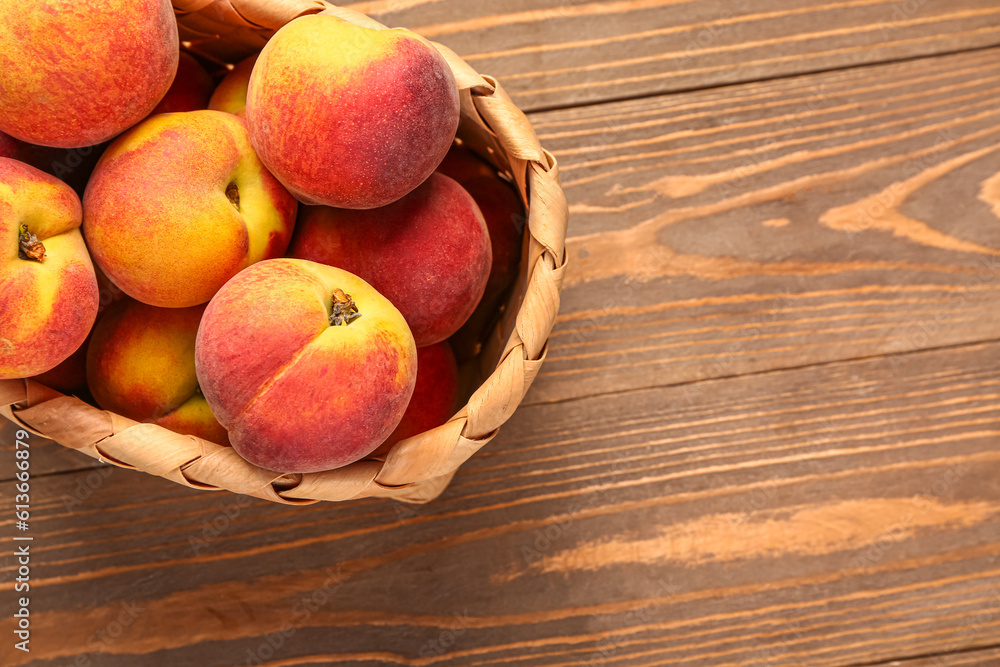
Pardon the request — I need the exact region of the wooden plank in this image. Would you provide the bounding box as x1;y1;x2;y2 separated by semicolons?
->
2;341;999;666
869;646;1000;666
353;0;1000;110
0;420;100;480
524;47;1000;405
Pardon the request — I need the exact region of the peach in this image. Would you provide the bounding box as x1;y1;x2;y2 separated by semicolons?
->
149;52;215;115
32;265;130;395
436;144;525;303
436;143;497;185
31;338;89;396
83;110;298;308
0;0;178;148
245;14;459;209
208;55;258;118
0;131;107;197
439;171;525;361
0;158;98;379
463;176;526;305
94;264;127;316
289;173;491;347
195;259;417;473
0;132;18;159
380;342;459;451
87;300;228;445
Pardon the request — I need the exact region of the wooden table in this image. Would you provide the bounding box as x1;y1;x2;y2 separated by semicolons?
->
3;2;1000;665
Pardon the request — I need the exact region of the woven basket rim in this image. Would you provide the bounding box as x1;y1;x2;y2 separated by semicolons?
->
0;0;569;505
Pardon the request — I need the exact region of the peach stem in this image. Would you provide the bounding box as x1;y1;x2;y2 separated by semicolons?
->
225;182;240;210
18;224;45;262
329;289;361;326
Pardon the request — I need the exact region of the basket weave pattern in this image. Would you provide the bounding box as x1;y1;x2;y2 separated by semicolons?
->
0;1;568;505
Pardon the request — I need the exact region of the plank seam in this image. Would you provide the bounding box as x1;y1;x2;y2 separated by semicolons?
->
524;43;1000;116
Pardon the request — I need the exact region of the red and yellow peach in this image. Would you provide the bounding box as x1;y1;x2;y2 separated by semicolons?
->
87;300;229;445
208;55;258;118
83;110;298;308
0;158;98;379
289;173;491;347
0;0;179;148
380;342;459;451
195;259;417;473
149;52;215;115
0;131;107;197
245;15;459;209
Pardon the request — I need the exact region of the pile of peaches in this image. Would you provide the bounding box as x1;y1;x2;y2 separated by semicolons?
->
0;1;525;474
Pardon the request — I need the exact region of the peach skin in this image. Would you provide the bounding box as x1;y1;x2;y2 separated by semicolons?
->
0;158;98;379
149;52;215;115
208;55;258;118
0;132;18;159
463;175;526;305
195;259;417;473
436;143;498;186
87;300;229;446
0;130;108;197
31;337;89;396
246;14;459;209
435;144;525;303
289;173;491;347
83;110;298;308
0;0;178;148
379;341;459;453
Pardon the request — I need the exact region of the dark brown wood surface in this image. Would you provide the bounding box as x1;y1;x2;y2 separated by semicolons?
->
2;2;1000;666
3;342;1000;666
527;47;1000;405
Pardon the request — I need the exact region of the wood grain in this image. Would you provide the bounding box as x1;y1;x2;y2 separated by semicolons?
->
9;47;1000;494
0;420;101;480
870;646;1000;666
525;47;1000;405
2;341;999;666
3;8;999;667
351;0;1000;110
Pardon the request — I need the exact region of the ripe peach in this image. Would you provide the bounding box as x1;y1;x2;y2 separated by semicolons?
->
32;264;130;395
149;52;214;115
436;144;525;304
0;132;18;159
0;158;98;379
438;170;525;361
380;342;459;451
463;176;526;305
83;110;297;308
245;14;459;209
0;131;107;197
289;173;491;347
31;338;88;396
93;264;127;316
0;0;179;148
87;300;228;446
436;143;497;185
195;259;417;473
208;55;258;118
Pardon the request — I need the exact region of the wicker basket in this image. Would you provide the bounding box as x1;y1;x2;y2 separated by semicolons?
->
0;0;567;505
